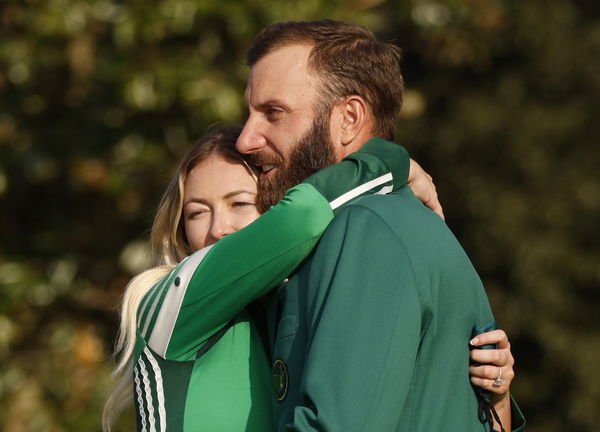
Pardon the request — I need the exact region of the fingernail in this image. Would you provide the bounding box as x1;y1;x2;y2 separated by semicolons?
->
470;338;479;345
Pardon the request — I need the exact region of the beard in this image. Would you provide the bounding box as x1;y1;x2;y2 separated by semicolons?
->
252;115;337;213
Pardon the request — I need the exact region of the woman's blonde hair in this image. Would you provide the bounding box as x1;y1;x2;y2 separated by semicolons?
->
103;126;256;430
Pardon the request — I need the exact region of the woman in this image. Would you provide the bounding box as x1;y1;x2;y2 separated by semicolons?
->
103;127;516;431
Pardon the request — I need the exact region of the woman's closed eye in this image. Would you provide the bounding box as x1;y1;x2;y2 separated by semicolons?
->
185;206;210;219
232;201;256;209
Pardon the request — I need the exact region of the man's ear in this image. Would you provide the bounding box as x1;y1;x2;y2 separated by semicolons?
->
338;95;370;146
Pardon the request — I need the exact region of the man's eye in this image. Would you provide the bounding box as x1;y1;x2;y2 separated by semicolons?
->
266;108;282;120
233;202;255;208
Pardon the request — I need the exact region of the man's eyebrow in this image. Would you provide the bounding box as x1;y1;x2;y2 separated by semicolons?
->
251;99;292;112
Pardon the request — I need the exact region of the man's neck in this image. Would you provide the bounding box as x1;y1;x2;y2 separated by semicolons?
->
336;132;376;161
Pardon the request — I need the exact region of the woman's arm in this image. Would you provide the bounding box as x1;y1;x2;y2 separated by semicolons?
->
141;138;410;361
407;158;444;219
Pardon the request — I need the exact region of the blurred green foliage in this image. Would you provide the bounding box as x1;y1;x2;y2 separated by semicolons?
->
0;0;598;430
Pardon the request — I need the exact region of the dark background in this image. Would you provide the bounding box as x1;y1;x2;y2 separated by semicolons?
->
0;0;598;430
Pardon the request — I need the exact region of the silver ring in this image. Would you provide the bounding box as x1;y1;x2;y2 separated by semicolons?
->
493;366;505;387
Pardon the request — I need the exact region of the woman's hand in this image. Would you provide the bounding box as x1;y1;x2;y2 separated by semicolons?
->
408;159;445;220
470;329;515;431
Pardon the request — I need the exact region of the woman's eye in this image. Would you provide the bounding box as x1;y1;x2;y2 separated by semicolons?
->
187;210;207;219
233;201;255;208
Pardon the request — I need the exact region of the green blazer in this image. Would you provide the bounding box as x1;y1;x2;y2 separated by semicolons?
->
268;144;526;431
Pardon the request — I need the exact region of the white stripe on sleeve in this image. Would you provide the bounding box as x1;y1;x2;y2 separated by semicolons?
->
138;357;157;432
140;278;171;337
375;185;393;195
148;245;214;357
134;366;148;432
329;173;393;210
144;347;167;432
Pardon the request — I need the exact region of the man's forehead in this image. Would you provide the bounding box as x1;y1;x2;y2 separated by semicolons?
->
252;43;313;72
244;44;318;106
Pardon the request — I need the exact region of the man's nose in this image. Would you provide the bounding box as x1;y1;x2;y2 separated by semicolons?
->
236;117;267;155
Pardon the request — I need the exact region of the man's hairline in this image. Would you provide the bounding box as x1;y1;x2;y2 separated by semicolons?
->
245;42;325;113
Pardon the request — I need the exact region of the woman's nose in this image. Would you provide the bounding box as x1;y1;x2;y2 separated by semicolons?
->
208;213;234;243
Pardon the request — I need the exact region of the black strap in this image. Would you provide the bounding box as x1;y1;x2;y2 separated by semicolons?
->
196;318;236;359
470;323;505;432
476;389;506;432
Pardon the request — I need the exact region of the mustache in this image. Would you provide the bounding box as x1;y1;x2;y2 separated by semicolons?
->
248;152;285;167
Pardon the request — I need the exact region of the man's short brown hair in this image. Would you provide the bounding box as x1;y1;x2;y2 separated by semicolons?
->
246;19;404;140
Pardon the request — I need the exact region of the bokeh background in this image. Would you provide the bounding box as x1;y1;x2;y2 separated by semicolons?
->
1;0;598;430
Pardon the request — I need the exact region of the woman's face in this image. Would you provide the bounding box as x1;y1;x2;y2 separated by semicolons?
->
183;154;260;251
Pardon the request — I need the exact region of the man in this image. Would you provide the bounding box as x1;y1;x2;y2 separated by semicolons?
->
237;20;525;431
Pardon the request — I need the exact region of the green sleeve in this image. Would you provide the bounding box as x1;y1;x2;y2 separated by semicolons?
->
146;139;410;361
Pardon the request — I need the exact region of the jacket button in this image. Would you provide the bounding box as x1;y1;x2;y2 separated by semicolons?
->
174;277;181;286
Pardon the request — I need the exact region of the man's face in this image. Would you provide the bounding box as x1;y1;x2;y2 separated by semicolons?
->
236;44;339;212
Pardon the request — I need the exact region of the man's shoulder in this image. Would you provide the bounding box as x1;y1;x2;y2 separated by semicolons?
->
319;191;407;244
325;186;448;245
329;195;390;229
332;187;420;225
